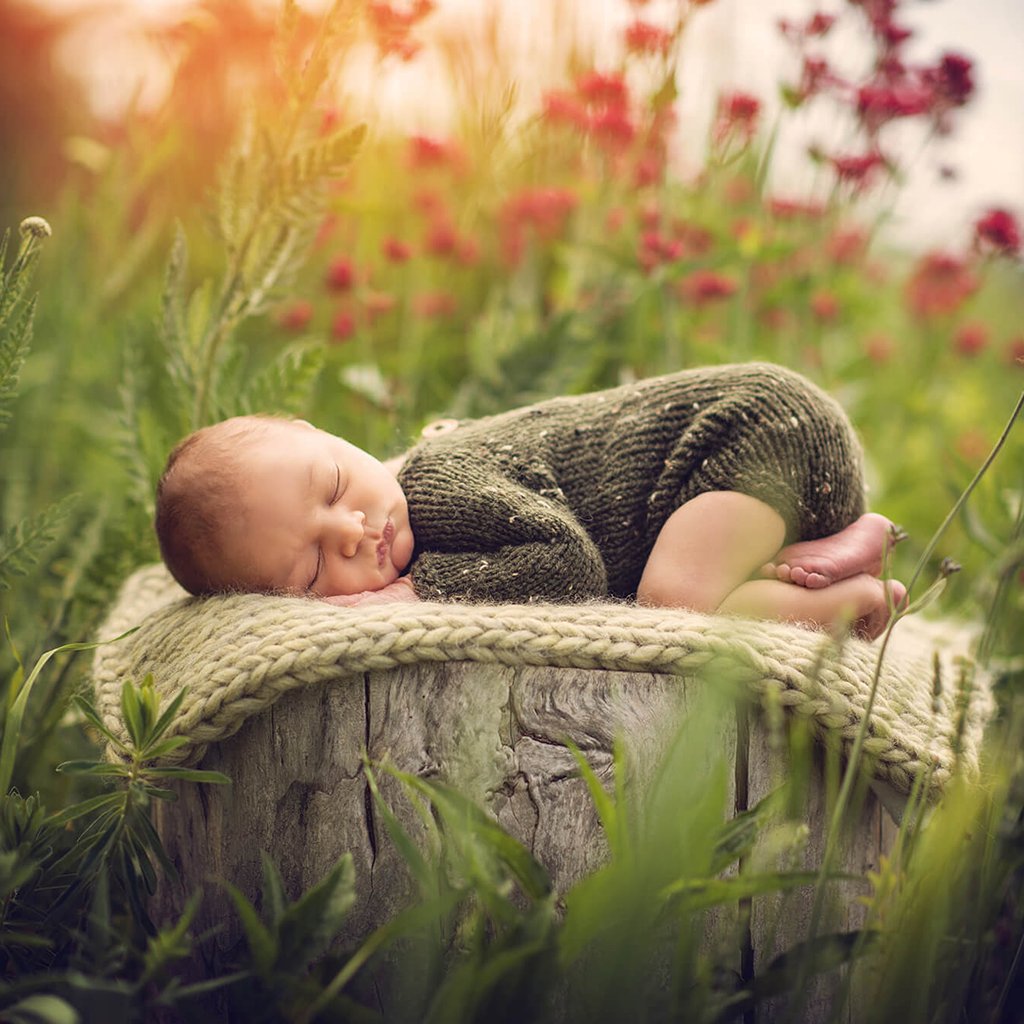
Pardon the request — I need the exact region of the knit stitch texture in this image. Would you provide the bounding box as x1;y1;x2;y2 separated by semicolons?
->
399;363;865;602
92;564;993;798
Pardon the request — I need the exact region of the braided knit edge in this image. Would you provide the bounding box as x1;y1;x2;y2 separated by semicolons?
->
90;564;995;796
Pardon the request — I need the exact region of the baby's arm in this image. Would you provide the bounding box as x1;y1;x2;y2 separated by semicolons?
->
322;577;420;606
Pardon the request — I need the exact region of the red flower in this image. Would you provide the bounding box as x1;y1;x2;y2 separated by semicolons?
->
830;151;887;189
367;1;435;62
502;187;578;239
856;82;933;134
413;291;457;318
331;308;357;342
325;257;356;292
716;91;760;141
456;236;481;266
624;20;673;57
407;134;466;172
826;227;868;264
575;70;629;107
639;231;683;271
542;91;590;130
974;208;1021;257
931;53;974;107
806;12;836;36
679;270;738;304
382;236;413;263
364;291;397;321
905;251;978;318
276;301;313;332
589;105;636;151
810;289;840;321
769;196;825;219
953;322;988;357
424;219;458;257
865;333;894;364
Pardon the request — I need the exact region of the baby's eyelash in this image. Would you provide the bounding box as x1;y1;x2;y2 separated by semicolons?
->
330;464;342;504
307;549;324;592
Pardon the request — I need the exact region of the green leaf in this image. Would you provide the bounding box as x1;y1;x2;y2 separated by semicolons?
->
55;761;129;776
0;495;78;592
71;695;129;751
138;735;191;761
143;767;231;784
147;684;188;745
0;634;135;797
0;993;79;1024
710;787;785;873
120;679;145;748
225;881;278;976
261;851;286;929
44;791;123;826
365;760;437;897
660;870;860;911
277;851;357;972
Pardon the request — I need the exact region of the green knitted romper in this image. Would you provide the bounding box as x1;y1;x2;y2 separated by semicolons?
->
397;362;866;603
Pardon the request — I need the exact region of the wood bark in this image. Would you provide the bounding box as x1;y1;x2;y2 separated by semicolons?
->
153;662;895;1021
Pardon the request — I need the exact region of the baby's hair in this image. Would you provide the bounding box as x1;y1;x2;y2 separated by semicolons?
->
155;414;290;595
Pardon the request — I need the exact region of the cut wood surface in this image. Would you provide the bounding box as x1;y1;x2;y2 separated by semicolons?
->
154;661;895;1023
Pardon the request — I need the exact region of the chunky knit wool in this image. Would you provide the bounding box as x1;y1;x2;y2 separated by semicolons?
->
398;363;865;602
92;564;993;798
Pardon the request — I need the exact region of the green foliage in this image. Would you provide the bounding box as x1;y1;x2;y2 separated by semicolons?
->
0;0;1022;1019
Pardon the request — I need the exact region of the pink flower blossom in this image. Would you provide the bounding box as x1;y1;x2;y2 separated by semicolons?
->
413;291;457;318
679;270;738;304
382;236;413;263
276;301;313;332
624;20;673;57
953;322;988;357
974;208;1021;257
331;308;357;342
325;257;356;292
905;251;978;318
810;289;840;321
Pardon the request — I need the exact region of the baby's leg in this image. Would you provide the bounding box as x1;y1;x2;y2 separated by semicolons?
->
636;491;905;640
760;513;899;589
719;574;906;640
638;491;787;613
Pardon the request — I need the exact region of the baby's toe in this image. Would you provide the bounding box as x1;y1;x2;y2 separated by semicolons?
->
789;565;809;586
760;562;777;579
775;563;793;583
804;571;830;589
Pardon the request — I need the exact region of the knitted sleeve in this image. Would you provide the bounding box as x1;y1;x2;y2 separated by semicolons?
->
399;452;609;603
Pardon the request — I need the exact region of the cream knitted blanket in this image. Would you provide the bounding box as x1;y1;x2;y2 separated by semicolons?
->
91;563;994;796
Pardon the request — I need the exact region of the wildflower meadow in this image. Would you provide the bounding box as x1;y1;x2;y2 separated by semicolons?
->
1;0;1022;1021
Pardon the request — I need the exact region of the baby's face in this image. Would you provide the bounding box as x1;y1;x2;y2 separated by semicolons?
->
219;421;414;598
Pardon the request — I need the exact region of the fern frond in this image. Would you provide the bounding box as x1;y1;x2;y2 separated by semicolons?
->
239;344;326;416
0;232;44;330
278;124;366;204
0;295;36;434
0;496;78;592
116;338;163;515
274;0;302;91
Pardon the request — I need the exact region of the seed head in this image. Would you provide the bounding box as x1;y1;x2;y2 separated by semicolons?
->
19;216;52;240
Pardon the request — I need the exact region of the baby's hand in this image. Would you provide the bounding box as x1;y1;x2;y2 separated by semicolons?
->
322;577;419;607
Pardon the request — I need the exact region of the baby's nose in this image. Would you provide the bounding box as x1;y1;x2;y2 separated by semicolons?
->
337;509;366;557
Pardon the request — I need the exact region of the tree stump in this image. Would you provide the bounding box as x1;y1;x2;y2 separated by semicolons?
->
153;661;898;1022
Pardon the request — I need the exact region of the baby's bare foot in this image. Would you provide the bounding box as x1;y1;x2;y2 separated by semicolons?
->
854;577;907;640
761;513;901;589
